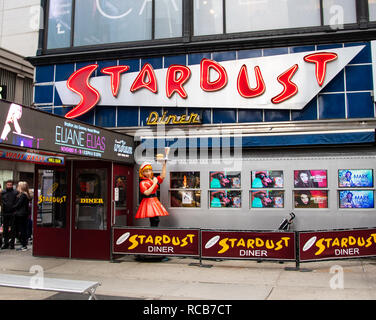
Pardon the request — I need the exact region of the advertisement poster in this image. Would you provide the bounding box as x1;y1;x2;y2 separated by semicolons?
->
299;229;376;261
339;190;374;208
338;169;373;187
0;100;134;163
251;170;284;188
294;170;327;188
251;190;284;208
210;190;241;208
113;227;200;257
210;171;241;189
201;230;296;260
294;190;328;208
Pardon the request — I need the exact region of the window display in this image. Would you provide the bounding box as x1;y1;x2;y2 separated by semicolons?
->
210;190;241;208
170;190;201;208
339;190;374;209
294;170;327;188
294;190;328;209
251;190;284;208
209;171;241;189
338;169;373;188
251;171;283;188
170;172;200;189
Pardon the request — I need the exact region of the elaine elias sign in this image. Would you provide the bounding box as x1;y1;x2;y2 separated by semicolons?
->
55;46;365;119
0;100;134;163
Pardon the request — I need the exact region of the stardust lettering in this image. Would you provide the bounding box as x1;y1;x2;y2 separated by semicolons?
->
64;52;338;119
314;234;376;256
127;234;196;250
217;237;291;254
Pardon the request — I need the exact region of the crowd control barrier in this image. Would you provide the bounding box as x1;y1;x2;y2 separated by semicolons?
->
111;226;376;269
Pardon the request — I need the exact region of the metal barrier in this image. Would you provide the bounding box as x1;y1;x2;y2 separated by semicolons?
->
111;226;376;270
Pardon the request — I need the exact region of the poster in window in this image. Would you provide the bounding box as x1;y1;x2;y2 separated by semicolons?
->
294;190;328;209
339;190;374;208
251;190;284;208
209;171;241;189
338;169;373;188
294;170;327;188
210;190;241;208
251;171;283;188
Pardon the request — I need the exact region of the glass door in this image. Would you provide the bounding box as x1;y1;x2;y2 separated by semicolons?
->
33;166;70;258
71;161;111;260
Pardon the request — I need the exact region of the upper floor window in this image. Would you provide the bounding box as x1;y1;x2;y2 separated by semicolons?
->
47;0;183;49
369;0;376;21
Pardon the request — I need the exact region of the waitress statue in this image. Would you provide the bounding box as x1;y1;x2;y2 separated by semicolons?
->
135;148;169;227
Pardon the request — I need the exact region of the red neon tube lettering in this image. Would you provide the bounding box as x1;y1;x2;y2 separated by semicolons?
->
304;52;338;86
101;65;130;97
130;63;158;93
200;58;228;92
65;64;100;119
237;65;266;98
166;65;191;99
271;64;299;104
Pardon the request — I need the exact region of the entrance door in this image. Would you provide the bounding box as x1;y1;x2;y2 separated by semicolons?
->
71;161;111;260
113;164;133;226
33;165;70;258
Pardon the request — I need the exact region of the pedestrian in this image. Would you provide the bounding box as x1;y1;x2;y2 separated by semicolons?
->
0;180;18;250
13;181;31;251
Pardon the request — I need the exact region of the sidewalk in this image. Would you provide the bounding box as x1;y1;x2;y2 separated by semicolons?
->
0;246;375;300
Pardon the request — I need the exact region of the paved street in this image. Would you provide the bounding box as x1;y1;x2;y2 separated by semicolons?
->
0;246;375;300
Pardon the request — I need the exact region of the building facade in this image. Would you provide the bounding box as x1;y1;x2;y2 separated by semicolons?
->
25;1;376;240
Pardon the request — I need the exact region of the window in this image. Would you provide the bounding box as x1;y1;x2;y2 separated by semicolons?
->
370;0;376;21
75;168;107;230
323;0;357;27
74;0;152;46
47;0;72;49
170;172;201;207
225;0;321;34
155;0;183;39
194;0;223;36
37;169;67;228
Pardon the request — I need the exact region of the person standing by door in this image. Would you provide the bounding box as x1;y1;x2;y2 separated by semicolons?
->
0;180;18;249
13;181;31;251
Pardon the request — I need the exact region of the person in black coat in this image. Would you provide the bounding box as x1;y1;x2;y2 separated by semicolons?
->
1;180;18;249
12;181;31;251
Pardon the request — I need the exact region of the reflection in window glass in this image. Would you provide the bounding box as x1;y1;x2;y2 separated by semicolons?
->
251;171;284;189
115;176;127;208
155;0;183;39
47;0;72;49
339;190;374;208
294;190;328;209
170;172;200;189
74;0;152;46
194;0;223;36
225;0;320;34
210;171;241;189
370;0;376;21
251;190;284;208
170;190;201;207
210;190;241;208
323;0;356;26
76;168;107;230
37;170;67;228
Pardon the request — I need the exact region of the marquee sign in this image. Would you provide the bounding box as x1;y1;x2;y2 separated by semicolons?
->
0;100;134;163
55;46;365;119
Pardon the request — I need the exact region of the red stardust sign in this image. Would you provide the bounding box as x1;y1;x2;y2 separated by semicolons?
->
112;227;200;257
201;231;296;260
64;53;338;119
299;228;376;261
